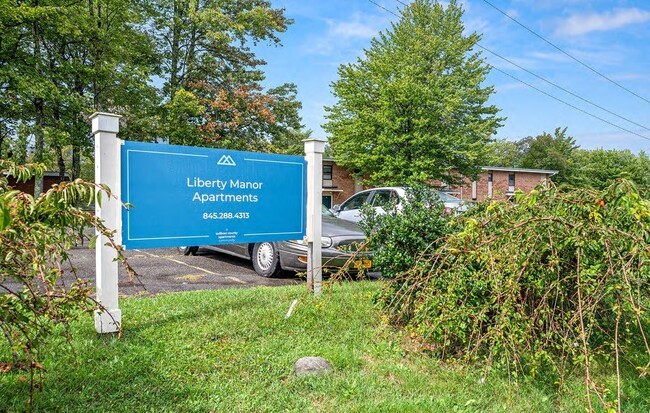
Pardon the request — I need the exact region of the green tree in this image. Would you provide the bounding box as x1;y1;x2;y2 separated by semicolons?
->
0;0;157;182
323;0;502;186
517;127;578;184
148;0;307;152
572;148;650;190
379;181;650;409
483;138;522;168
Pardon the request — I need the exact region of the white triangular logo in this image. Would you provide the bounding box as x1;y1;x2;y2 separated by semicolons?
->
217;155;236;166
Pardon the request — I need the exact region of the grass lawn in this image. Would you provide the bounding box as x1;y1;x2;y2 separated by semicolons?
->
1;281;648;412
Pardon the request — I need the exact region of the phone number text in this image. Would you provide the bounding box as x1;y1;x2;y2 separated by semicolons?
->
202;212;250;220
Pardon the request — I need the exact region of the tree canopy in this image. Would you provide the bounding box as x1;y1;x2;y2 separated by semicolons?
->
0;0;308;185
149;0;308;152
517;127;578;184
485;128;650;191
323;0;503;186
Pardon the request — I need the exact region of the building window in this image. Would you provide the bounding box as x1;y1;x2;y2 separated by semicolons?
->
487;172;492;183
323;165;333;180
322;195;332;209
508;173;515;187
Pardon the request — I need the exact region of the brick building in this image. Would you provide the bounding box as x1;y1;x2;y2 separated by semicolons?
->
6;172;70;196
321;160;557;205
442;167;558;201
322;158;363;208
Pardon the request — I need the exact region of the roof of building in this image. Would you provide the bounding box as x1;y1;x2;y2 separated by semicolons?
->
481;166;559;175
323;158;559;175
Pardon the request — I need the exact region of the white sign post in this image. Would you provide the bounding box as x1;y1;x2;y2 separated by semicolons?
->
304;139;325;295
91;112;122;333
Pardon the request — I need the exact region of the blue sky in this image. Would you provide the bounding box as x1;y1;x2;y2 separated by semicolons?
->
255;0;650;152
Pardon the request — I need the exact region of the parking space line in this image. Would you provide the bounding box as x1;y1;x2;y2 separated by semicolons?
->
136;250;249;285
226;276;247;284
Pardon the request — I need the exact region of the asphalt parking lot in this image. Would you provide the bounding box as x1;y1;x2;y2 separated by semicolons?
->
67;245;302;296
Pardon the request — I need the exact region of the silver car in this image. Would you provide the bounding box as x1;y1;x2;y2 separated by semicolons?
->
331;186;467;223
178;205;372;277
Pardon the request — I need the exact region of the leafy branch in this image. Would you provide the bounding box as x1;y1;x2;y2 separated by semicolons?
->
0;159;136;409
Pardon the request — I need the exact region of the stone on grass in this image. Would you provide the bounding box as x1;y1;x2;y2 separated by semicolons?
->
293;356;333;377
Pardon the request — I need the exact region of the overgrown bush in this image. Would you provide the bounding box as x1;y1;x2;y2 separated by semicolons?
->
380;180;650;411
359;186;452;279
0;160;131;405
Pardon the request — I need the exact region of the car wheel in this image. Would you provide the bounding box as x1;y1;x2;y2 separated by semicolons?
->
251;242;282;277
178;246;199;256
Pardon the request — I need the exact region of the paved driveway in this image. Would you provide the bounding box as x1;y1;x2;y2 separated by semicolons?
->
67;246;302;296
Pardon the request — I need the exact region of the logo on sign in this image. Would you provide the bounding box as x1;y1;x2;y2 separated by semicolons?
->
217;155;236;166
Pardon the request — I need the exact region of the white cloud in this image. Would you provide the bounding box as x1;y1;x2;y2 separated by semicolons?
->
504;8;519;19
610;73;648;82
495;81;528;93
527;51;571;64
303;12;388;56
575;130;650;152
325;17;379;39
555;8;650;36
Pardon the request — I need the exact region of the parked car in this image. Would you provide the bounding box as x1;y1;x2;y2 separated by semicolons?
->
178;205;372;277
330;186;467;223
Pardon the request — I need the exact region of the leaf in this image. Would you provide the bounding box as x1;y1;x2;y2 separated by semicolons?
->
89;235;98;249
0;203;10;231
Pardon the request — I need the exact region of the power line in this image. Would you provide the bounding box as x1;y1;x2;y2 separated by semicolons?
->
475;44;650;133
368;0;400;18
367;0;650;142
481;0;650;105
490;65;650;142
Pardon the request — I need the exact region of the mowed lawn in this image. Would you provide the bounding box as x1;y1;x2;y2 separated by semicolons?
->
1;281;647;412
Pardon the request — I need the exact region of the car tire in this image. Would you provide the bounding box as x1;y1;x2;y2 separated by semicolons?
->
251;242;282;277
178;246;199;256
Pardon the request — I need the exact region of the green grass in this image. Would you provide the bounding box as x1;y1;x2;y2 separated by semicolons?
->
0;281;647;412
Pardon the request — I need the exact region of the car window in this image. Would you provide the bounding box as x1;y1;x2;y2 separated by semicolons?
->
321;204;335;217
390;190;401;204
434;190;461;204
372;190;393;207
341;192;370;211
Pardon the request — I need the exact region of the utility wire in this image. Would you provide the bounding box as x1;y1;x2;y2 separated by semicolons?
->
475;44;650;133
481;0;650;105
489;65;650;142
368;0;650;142
368;0;400;17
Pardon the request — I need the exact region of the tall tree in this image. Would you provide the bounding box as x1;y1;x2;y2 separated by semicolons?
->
323;0;502;186
572;148;650;190
0;0;157;182
483;138;522;168
516;127;578;184
148;0;306;152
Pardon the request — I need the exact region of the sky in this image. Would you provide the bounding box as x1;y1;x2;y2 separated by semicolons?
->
254;0;650;153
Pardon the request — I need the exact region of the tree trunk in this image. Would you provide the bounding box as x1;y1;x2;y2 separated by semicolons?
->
33;97;45;196
169;0;184;98
55;144;65;180
0;129;5;160
31;0;46;196
72;146;81;180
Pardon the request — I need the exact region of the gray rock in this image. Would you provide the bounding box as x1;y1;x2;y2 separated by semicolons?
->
293;356;333;377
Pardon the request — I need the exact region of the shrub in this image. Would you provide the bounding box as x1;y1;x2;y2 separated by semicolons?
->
0;160;132;406
379;181;650;411
359;185;452;280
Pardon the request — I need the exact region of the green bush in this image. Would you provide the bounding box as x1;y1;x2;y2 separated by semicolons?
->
0;160;132;405
379;180;650;410
359;185;452;280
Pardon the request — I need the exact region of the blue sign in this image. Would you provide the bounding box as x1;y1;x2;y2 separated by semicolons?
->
121;141;306;249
